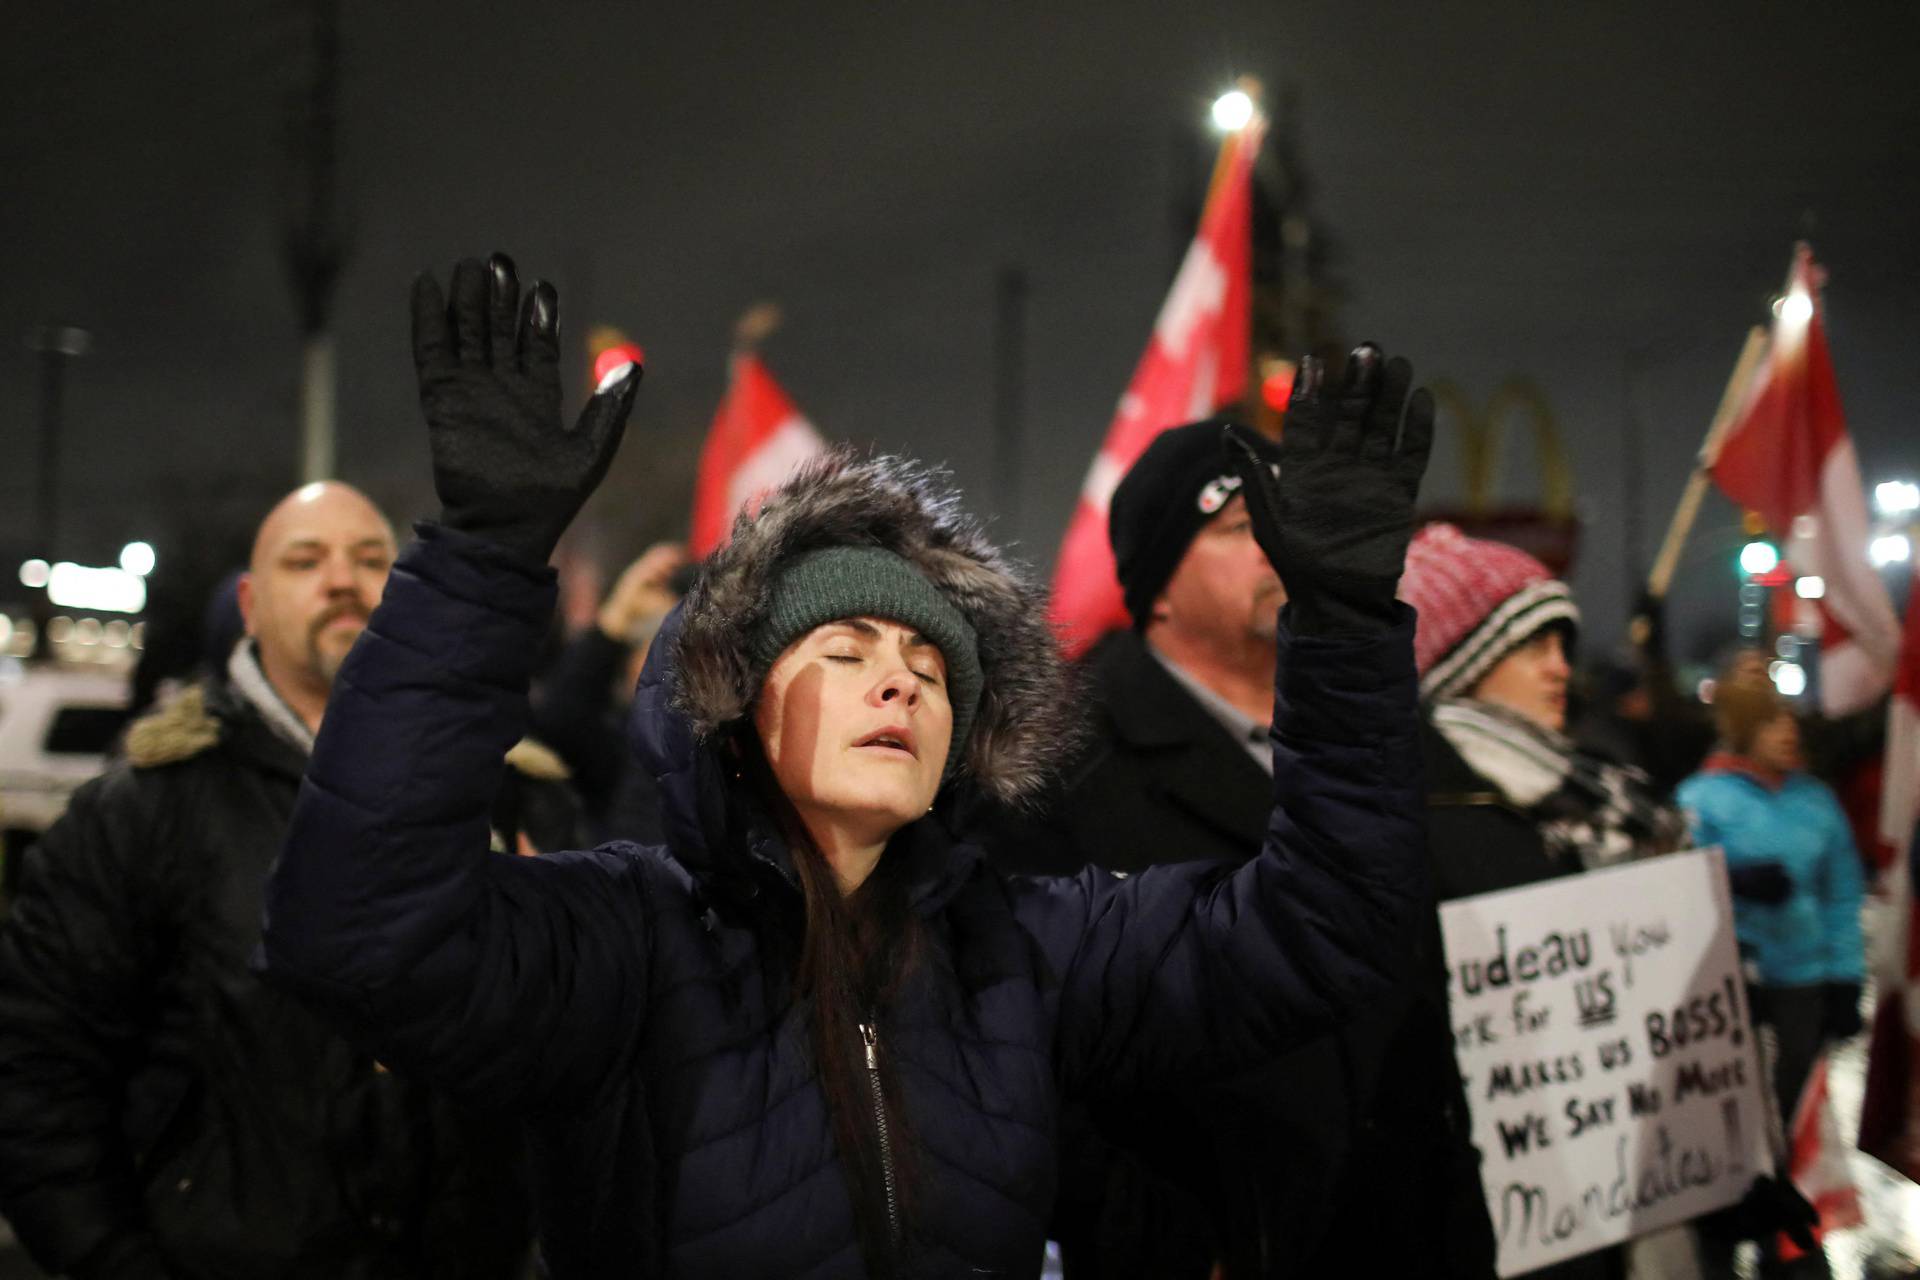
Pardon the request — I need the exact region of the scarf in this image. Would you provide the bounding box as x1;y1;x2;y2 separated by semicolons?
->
1431;697;1686;871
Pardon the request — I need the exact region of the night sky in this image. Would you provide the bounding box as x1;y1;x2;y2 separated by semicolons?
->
6;1;1917;663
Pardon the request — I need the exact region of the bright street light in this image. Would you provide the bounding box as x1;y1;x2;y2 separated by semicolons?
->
1772;289;1814;325
46;563;146;614
119;541;156;577
1211;89;1255;132
1794;576;1826;600
1770;660;1808;698
1739;541;1780;576
1870;533;1912;567
1875;480;1920;516
19;559;50;589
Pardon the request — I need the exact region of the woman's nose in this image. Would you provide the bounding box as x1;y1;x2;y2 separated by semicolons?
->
875;671;919;707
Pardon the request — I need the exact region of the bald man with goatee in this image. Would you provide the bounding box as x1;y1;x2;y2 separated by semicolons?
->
0;484;530;1280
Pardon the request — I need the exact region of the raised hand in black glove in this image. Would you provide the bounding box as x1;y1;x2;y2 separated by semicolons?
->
412;254;640;564
1823;981;1864;1040
1221;344;1434;635
1727;861;1794;905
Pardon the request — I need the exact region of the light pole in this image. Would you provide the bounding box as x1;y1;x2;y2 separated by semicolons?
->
26;323;91;562
25;323;90;661
285;0;344;483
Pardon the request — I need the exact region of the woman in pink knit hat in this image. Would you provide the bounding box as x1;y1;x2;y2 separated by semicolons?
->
1395;525;1822;1280
1396;523;1686;907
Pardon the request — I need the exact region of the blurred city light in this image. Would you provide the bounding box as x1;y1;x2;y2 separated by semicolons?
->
1771;289;1814;325
1739;541;1780;576
1770;660;1808;698
1211;89;1255;132
1874;479;1920;515
1794;575;1826;599
119;540;156;576
19;558;50;589
1870;533;1912;567
46;562;146;614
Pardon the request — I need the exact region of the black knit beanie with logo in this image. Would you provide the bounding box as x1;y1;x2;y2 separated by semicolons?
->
1108;417;1257;629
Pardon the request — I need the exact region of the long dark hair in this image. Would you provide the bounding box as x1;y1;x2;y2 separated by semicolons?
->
738;736;925;1275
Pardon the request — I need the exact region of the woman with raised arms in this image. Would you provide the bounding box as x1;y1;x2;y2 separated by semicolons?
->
260;253;1437;1278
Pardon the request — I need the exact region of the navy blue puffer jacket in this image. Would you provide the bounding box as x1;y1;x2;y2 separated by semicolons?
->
259;524;1427;1278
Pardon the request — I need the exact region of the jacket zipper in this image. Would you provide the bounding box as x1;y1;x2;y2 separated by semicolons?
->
858;1020;902;1246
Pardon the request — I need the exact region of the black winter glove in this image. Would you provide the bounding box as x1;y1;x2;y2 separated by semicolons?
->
1721;1174;1819;1252
1222;343;1434;635
412;253;640;564
1727;861;1794;905
1823;980;1864;1041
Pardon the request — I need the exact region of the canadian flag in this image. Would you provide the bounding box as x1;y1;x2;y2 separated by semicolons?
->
689;353;828;557
1778;1056;1864;1260
1709;243;1901;715
1859;562;1920;1181
1047;116;1264;656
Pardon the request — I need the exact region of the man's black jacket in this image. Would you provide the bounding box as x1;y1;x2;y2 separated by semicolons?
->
0;676;527;1280
978;629;1496;1279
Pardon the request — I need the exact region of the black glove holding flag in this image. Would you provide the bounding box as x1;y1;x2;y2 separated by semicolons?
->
1710;1174;1819;1253
412;253;640;564
1222;344;1434;636
1823;981;1864;1041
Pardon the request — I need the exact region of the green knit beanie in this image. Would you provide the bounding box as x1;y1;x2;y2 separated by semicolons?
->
749;546;983;773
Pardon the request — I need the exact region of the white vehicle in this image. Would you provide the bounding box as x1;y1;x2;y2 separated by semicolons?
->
0;660;131;894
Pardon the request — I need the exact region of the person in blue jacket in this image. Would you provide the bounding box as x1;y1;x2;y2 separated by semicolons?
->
258;254;1437;1279
1678;665;1867;1140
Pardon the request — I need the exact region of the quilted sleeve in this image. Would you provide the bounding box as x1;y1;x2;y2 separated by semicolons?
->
1015;607;1429;1100
258;524;655;1112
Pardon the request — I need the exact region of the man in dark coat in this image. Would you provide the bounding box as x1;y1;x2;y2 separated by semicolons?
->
0;483;529;1280
980;420;1496;1278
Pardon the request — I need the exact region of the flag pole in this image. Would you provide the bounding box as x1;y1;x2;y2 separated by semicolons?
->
732;301;782;360
1644;326;1769;600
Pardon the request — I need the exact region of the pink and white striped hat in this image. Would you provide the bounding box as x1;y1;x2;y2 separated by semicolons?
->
1397;522;1580;702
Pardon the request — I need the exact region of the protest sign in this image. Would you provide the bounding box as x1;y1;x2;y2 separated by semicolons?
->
1439;850;1771;1275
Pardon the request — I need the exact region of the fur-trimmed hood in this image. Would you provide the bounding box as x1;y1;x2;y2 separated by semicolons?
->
124;684;225;768
638;449;1073;812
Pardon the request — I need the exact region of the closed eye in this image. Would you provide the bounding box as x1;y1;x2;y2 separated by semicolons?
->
914;671;942;687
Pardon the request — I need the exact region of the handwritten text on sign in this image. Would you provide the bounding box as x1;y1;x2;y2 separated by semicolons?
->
1439;850;1769;1276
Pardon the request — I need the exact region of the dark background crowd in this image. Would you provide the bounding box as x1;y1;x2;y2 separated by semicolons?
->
3;5;1919;1280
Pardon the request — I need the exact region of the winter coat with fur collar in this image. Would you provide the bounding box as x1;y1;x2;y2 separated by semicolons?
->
0;675;528;1280
259;453;1429;1279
